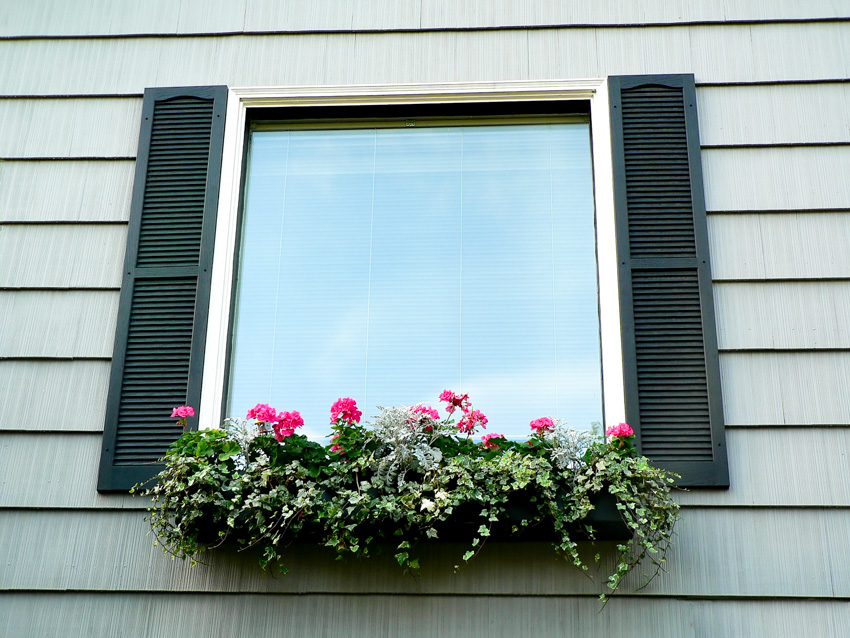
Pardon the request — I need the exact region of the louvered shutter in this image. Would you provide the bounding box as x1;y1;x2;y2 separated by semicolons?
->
609;74;729;487
98;86;227;492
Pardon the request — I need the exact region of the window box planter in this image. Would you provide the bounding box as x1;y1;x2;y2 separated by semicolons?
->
143;397;677;598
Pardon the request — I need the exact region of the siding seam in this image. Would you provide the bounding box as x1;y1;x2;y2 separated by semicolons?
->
1;17;849;40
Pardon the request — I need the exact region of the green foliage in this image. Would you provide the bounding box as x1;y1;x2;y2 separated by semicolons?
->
142;418;678;600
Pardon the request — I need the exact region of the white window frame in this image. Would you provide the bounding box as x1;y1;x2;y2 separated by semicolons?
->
199;79;625;432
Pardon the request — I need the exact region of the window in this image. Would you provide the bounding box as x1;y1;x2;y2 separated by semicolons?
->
228;116;602;440
98;76;728;492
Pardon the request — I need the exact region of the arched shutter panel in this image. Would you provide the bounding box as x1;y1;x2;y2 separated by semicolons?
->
609;74;729;488
98;86;227;492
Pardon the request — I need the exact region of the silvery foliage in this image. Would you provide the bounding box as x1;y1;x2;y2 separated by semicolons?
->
543;420;598;471
223;417;264;471
368;405;452;489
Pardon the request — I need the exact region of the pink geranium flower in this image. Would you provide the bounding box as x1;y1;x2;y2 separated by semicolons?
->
171;405;195;419
439;390;469;415
247;403;279;423
330;397;362;424
457;409;487;435
273;410;304;442
606;422;634;438
529;417;555;435
412;404;440;421
481;433;504;450
247;403;304;441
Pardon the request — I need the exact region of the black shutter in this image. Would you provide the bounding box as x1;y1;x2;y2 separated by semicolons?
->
609;74;729;487
98;86;227;492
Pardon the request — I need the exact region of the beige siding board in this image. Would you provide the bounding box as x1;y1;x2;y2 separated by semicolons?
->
0;24;848;95
0;160;134;222
677;427;850;506
420;0;850;28
0;0;181;37
3;0;848;36
0;433;137;509
721;352;850;425
697;84;850;146
174;0;249;34
0;508;845;596
0;224;126;288
703;146;850;211
4;79;847;162
0;98;141;158
2;595;850;638
244;0;357;32
0;360;110;432
714;281;850;350
0;290;117;358
8;428;850;509
708;212;850;280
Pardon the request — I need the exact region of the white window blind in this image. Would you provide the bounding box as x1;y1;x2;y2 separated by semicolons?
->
228;120;602;439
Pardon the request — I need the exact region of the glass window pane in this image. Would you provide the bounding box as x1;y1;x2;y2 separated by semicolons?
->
229;122;602;439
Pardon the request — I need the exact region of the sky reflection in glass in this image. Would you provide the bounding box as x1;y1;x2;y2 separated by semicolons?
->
229;122;602;439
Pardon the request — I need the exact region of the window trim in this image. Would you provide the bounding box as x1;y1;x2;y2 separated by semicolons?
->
198;79;627;433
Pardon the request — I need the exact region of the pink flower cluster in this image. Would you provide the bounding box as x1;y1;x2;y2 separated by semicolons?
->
440;389;487;434
272;411;304;442
246;403;304;441
439;390;469;415
481;432;504;450
529;416;555;435
171;405;195;419
458;409;488;434
412;404;440;421
606;422;634;438
330;434;343;454
330;397;362;424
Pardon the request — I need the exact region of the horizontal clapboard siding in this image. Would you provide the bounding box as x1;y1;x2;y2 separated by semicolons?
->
0;4;848;635
715;281;850;349
703;146;850;211
0;160;135;222
0;224;126;288
0;290;118;357
0;24;848;95
1;0;846;36
6;428;850;509
708;212;850;280
697;83;850;146
0;360;110;432
0;98;141;158
2;508;850;596
721;352;850;425
2;594;850;638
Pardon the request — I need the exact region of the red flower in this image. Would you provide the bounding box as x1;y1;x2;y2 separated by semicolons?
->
481;433;504;450
330;397;362;424
529;417;555;434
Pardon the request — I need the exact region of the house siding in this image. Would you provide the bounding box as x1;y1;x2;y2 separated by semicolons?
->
1;3;849;635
